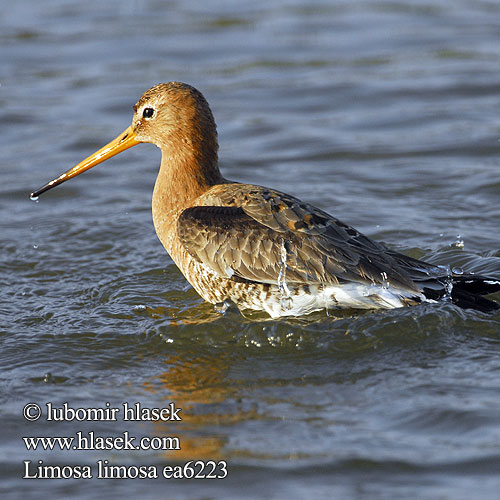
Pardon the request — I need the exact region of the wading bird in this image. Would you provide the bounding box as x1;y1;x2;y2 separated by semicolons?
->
31;83;500;318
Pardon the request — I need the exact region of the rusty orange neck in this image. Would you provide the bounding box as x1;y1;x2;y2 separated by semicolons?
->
152;142;223;246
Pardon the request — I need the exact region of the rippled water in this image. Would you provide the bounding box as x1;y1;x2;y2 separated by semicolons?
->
2;1;500;499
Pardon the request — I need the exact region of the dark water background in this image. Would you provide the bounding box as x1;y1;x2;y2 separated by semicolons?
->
2;1;500;498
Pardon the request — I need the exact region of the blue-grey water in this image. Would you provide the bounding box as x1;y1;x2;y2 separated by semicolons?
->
2;1;500;499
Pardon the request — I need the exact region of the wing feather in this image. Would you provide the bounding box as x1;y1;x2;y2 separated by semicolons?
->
177;184;420;292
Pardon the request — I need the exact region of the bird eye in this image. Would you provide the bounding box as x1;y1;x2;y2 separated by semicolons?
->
143;107;154;119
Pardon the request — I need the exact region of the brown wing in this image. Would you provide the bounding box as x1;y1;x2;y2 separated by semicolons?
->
177;183;420;292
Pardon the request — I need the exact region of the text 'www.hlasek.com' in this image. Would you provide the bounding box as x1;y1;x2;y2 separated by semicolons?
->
22;402;228;480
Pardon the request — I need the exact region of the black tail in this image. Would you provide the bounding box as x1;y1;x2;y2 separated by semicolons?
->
421;275;500;313
449;275;500;313
450;287;499;312
387;250;500;313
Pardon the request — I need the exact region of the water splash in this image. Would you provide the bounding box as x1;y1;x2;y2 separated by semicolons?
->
439;265;454;300
214;301;230;314
322;285;330;317
380;272;389;289
444;281;453;298
278;239;293;311
453;234;464;248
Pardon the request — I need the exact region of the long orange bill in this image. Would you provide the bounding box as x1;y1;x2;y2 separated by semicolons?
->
30;125;140;199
